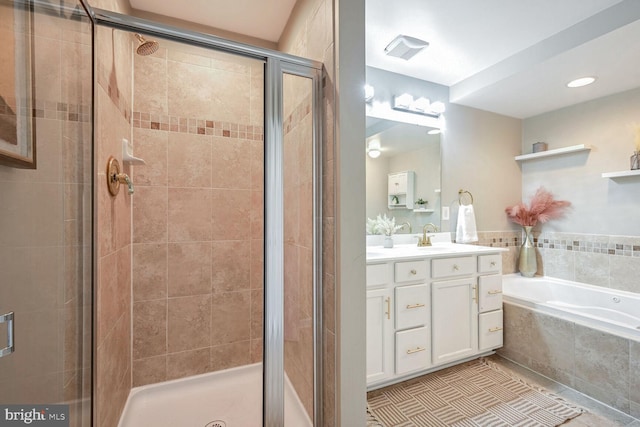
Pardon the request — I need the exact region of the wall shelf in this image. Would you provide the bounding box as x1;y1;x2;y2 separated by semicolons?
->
602;169;640;179
413;208;434;213
515;144;591;162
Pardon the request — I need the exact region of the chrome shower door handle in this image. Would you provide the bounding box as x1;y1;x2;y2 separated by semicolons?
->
0;312;14;358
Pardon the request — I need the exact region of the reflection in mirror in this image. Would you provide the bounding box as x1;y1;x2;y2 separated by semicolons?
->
365;117;441;234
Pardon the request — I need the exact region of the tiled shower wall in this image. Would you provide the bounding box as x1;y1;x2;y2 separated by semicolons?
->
95;24;133;427
283;79;314;418
130;44;265;386
279;0;337;423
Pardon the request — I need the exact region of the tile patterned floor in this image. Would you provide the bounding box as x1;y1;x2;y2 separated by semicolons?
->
367;355;640;427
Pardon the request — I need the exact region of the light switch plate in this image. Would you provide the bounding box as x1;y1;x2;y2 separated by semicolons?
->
442;206;450;220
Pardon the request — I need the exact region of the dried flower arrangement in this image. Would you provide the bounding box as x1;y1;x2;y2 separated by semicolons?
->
633;123;640;152
366;214;404;236
505;187;571;227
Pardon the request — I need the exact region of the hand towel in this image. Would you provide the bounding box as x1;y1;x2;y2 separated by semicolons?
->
456;204;478;243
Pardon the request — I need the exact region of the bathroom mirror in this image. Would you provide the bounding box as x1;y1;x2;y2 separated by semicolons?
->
365;117;441;233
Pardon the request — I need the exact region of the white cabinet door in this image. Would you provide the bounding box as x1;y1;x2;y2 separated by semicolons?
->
388;172;407;195
431;278;478;365
367;288;393;384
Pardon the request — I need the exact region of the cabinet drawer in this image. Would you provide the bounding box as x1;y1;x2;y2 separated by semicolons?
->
395;327;430;374
395;260;429;283
479;310;503;351
478;274;502;313
478;254;502;274
367;263;390;287
431;256;475;278
395;284;429;330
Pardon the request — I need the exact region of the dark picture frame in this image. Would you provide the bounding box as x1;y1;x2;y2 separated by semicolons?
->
0;0;35;169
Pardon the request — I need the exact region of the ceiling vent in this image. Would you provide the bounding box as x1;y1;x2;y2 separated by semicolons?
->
384;35;429;60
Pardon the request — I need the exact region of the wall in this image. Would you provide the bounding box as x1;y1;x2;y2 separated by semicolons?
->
94;24;133;427
130;42;264;386
0;3;92;427
278;0;343;423
90;0;134;426
521;88;640;293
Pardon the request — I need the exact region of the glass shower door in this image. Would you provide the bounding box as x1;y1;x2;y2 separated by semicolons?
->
0;0;93;426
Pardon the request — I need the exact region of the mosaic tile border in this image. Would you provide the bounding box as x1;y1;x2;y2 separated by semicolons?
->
535;233;640;258
0;98;90;123
132;111;264;140
458;230;640;258
284;93;312;135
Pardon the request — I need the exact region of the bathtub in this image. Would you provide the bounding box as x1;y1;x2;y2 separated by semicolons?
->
502;274;640;342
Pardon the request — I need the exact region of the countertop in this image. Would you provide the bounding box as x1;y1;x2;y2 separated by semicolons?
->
366;242;507;262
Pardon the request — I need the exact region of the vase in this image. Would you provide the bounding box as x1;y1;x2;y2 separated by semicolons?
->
631;151;640;170
383;236;394;248
518;226;537;277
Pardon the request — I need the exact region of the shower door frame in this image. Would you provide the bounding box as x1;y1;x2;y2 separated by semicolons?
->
81;5;324;427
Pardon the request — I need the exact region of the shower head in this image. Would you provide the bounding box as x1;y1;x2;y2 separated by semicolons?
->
134;33;159;56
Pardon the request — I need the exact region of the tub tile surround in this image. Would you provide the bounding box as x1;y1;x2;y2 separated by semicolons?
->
499;303;640;417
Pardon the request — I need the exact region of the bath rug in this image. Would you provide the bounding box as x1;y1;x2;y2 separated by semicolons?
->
367;358;584;426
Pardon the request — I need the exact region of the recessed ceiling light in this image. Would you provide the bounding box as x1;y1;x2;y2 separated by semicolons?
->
567;77;596;88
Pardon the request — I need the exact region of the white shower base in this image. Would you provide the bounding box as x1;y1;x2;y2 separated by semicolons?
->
118;363;312;427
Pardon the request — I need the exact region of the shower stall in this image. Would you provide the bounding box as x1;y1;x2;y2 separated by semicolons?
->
0;1;328;426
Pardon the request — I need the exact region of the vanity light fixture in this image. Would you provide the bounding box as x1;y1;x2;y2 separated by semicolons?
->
367;139;381;158
384;35;429;60
427;129;441;135
392;93;446;117
364;84;375;102
567;76;596;88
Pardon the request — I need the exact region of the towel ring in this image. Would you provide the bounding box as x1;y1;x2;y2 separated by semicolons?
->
458;189;474;206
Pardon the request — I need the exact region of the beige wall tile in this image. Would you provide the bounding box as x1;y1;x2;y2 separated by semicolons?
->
133;186;168;243
134;54;168;115
168;133;212;188
167;348;210;380
250;289;263;341
133;300;167;359
167;295;211;352
132;355;166;387
132;243;168;301
211;136;251;189
210;341;251;372
132;128;168;186
212;240;251;293
168;242;212;297
167;61;214;119
168;188;212;242
211;291;250;344
250;239;264;290
211;189;251;240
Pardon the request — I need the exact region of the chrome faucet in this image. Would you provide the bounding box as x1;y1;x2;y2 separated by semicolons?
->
400;221;412;233
417;223;438;247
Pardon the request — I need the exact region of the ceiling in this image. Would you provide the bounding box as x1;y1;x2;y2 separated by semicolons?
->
129;0;297;42
129;0;640;119
367;0;640;118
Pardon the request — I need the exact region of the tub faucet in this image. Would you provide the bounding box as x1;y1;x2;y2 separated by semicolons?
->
417;223;438;247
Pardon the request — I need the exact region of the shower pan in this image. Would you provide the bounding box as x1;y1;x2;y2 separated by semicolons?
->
90;8;324;427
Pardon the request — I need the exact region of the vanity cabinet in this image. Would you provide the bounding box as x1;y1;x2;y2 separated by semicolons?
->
366;248;504;390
